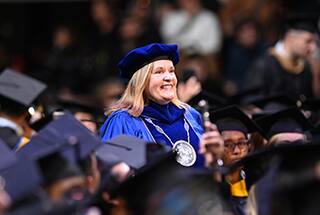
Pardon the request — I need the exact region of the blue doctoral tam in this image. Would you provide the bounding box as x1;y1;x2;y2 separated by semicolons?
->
118;43;179;80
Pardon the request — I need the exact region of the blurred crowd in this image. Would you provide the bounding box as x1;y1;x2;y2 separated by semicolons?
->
0;0;318;104
0;0;320;215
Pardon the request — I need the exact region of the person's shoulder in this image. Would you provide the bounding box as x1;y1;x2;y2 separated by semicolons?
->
107;109;136;120
251;49;276;68
0;127;20;149
100;110;133;131
109;109;129;116
100;109;143;141
0;127;19;139
105;109;143;126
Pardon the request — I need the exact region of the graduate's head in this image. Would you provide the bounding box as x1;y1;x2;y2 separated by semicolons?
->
282;17;317;59
17;114;102;202
221;130;250;166
55;96;102;134
255;108;312;145
211;106;262;165
0;68;46;119
0;97;27;118
113;152;226;215
39;153;87;203
113;43;183;116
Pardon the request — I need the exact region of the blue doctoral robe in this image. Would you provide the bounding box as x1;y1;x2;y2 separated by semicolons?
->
100;104;204;167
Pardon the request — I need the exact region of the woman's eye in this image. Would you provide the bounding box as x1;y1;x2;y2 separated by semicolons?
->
154;70;162;74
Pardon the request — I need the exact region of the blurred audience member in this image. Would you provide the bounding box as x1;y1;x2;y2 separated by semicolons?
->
177;75;201;103
45;25;82;95
82;0;119;85
117;1;162;58
117;15;145;56
94;78;125;112
56;95;103;135
160;0;222;55
0;69;46;149
224;18;268;96
308;34;320;97
180;54;225;97
246;18;318;99
91;0;116;36
219;0;284;44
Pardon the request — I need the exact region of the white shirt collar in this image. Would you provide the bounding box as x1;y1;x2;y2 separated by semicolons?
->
0;117;23;136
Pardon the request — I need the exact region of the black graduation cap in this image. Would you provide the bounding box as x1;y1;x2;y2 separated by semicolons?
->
268;143;320;215
112;152;226;214
55;95;103;116
299;98;320;112
296;98;320;128
227;143;288;192
17;113;101;162
233;143;320;178
227;86;264;106
0;158;42;203
14;122;88;195
36;151;84;187
29;112;55;132
96;152;123;172
228;143;311;178
210;106;262;135
189;90;227;110
250;94;300;112
3;142;85;205
0;68;46;107
282;13;318;34
99;135;147;169
229;143;320;215
254;108;313;140
29;109;72;132
249;94;301;120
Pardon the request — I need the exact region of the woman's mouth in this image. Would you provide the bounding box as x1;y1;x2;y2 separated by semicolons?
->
161;84;173;89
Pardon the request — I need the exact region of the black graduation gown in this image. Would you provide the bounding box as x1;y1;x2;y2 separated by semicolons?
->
220;162;268;215
0;127;20;150
246;51;313;99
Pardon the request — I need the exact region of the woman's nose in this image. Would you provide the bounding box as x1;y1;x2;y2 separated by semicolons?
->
163;71;173;81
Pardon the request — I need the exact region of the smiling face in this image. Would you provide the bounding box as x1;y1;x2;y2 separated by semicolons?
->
145;60;177;105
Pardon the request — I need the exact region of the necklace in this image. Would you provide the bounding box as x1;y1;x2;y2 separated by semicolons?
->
144;117;197;167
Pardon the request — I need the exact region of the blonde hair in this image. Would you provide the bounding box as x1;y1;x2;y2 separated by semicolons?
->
108;62;188;117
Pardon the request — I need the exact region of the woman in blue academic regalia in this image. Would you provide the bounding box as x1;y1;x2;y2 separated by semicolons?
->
100;43;223;168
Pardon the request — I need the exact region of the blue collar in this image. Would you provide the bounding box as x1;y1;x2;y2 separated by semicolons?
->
141;102;185;124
